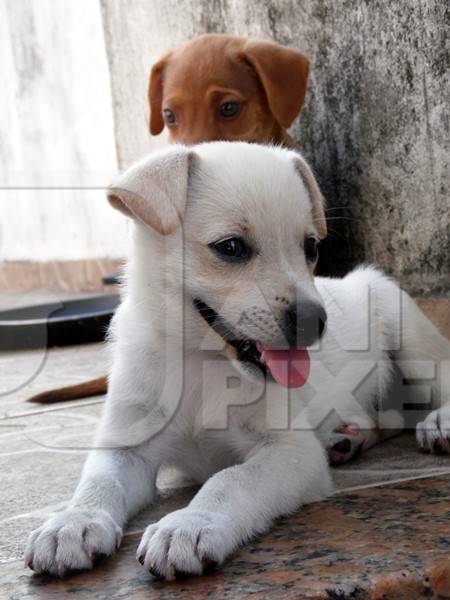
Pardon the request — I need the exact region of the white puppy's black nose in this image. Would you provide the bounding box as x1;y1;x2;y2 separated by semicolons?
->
283;301;327;347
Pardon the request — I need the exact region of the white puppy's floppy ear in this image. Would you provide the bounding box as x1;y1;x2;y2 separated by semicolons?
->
108;145;192;235
293;156;327;239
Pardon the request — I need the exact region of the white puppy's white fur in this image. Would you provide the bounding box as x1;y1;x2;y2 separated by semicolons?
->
25;142;449;579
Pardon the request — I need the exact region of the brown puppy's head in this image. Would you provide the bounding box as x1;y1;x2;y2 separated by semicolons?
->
149;34;309;146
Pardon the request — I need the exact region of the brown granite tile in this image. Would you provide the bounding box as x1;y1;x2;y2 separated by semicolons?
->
1;477;449;600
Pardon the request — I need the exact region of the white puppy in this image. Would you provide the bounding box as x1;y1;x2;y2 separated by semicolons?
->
25;142;449;579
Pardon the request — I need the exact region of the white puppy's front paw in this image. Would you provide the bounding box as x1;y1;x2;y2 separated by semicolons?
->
136;509;235;580
416;406;450;453
25;509;122;577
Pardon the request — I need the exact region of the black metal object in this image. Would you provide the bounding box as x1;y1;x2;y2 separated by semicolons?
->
0;294;120;351
102;271;121;285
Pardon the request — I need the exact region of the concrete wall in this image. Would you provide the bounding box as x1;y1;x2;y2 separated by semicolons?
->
0;0;127;264
101;0;449;295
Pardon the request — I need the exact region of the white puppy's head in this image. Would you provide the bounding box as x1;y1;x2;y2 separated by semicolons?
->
109;142;327;388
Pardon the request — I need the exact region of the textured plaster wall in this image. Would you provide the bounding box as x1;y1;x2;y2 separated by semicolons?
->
101;0;449;295
0;0;127;262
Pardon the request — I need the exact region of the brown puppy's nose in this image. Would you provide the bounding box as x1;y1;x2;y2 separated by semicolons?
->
283;301;327;347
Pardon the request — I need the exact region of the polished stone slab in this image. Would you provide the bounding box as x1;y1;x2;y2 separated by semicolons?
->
1;476;449;599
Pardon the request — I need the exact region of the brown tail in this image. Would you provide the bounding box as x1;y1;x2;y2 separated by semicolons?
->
27;376;107;404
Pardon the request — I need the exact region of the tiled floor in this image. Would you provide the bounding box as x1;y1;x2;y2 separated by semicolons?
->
1;293;449;598
3;477;450;599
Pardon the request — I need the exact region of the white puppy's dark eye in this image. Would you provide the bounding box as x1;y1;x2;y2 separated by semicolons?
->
209;237;251;262
304;237;319;263
219;101;240;119
163;109;176;125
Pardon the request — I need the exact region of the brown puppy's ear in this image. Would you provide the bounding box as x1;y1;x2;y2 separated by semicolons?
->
239;40;309;128
148;53;171;136
108;146;193;235
293;156;327;239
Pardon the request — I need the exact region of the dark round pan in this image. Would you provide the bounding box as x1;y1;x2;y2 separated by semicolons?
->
0;294;120;351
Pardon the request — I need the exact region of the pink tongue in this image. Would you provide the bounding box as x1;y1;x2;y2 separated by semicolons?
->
260;346;310;388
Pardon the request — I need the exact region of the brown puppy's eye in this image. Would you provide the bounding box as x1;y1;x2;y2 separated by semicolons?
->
304;237;319;263
219;101;240;119
163;109;176;125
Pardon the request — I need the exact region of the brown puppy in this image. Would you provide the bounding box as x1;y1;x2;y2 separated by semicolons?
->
29;34;309;404
149;34;309;147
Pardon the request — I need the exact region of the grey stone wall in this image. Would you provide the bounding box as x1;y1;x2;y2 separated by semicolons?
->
101;0;449;295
